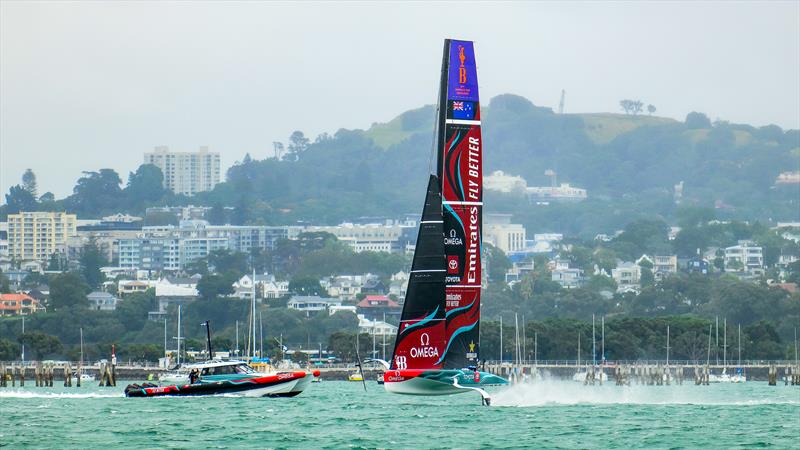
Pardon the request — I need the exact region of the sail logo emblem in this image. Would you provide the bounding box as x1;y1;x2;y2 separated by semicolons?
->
409;332;439;359
420;333;430;346
458;45;467;84
395;356;407;370
444;229;463;246
447;256;460;274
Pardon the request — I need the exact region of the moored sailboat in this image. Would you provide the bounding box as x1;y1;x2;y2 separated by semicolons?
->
381;39;507;404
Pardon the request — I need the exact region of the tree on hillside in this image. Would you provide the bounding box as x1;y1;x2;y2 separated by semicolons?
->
80;237;107;288
208;250;249;274
4;185;38;214
284;131;310;161
66;169;124;215
647;104;656;115
125;164;166;209
620;99;644;115
22;169;38;198
49;272;90;310
196;273;237;299
0;338;20;360
289;276;325;296
685;111;711;129
19;331;63;359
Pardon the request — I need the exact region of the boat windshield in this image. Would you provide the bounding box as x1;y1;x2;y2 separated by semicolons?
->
200;363;255;376
235;364;255;374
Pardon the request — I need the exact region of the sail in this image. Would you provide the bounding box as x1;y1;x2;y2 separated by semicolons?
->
389;175;447;370
437;39;483;369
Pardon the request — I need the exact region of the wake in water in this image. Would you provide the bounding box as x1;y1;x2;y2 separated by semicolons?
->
0;390;123;399
491;380;800;407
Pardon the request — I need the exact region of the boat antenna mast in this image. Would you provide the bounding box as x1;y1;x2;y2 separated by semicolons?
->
202;320;213;361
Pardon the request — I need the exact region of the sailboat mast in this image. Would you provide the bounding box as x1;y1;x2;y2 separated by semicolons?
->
259;311;263;358
177;305;182;366
236;320;239;357
723;318;727;369
592;314;597;365
21;316;24;363
522;315;526;362
80;327;84;367
601;316;605;364
738;323;741;367
500;316;503;363
666;325;670;366
706;323;712;366
252;270;257;358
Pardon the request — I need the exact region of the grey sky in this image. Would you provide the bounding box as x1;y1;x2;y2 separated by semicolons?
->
2;1;798;199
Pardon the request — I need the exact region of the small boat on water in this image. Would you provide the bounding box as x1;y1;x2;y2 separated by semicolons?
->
348;371;364;382
72;372;96;383
126;320;317;398
126;359;318;398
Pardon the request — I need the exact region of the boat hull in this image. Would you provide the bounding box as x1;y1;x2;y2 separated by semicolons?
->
383;369;507;396
125;371;315;398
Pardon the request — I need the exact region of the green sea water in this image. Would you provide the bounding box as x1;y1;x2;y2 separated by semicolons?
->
1;380;798;449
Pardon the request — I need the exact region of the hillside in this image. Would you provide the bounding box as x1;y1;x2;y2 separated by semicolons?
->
5;94;798;237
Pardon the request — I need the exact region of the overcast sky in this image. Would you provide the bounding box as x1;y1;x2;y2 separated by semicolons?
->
2;1;798;199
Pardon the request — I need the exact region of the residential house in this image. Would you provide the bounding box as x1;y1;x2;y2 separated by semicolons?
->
505;261;535;286
551;263;584;289
118;279;157;296
388;271;409;302
0;293;44;316
287;295;342;316
148;279;199;320
357;314;398;337
356;295;401;320
87;291;119;311
686;256;711;275
612;262;641;293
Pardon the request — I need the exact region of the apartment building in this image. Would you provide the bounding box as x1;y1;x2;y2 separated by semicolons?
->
7;212;77;262
144;146;221;196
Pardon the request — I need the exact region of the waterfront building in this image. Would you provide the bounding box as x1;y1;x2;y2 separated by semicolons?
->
0;293;43;316
144;146;221;195
7;212;77;263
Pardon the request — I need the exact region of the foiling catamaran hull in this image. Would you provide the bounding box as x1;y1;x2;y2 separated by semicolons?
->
383;369;506;396
125;370;317;398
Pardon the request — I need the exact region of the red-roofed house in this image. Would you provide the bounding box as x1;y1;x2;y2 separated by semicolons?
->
356;295;401;320
0;293;44;316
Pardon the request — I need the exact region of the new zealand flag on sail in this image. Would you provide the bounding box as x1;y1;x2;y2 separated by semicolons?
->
451;100;475;120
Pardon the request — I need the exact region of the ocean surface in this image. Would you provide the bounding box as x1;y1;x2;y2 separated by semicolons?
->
1;378;798;449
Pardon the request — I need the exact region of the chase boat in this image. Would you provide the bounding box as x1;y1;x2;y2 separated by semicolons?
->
125;359;318;398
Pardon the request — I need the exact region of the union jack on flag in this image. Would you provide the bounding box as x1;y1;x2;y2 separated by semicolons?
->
453;101;464;110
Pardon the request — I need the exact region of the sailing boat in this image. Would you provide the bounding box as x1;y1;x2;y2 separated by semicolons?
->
381;39;507;404
72;327;96;383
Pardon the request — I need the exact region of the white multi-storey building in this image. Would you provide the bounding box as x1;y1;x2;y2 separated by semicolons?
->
7;212;77;262
724;240;764;274
144;146;221;196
